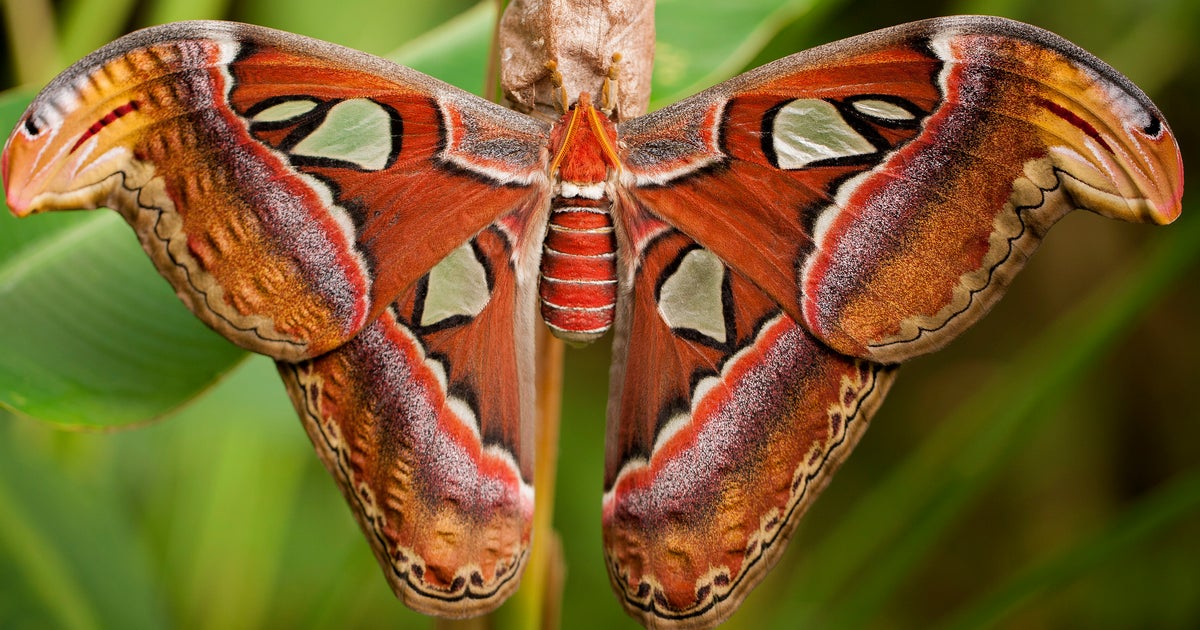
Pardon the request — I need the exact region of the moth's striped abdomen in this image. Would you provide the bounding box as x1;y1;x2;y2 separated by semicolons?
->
539;96;621;343
539;190;618;342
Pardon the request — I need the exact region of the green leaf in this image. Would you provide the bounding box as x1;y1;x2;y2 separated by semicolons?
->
937;469;1200;630
386;0;497;95
144;0;233;25
0;412;169;629
652;0;843;106
59;0;140;63
0;211;249;427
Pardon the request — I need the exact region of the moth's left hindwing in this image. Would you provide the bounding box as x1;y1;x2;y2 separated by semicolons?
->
606;15;1182;628
2;20;551;617
602;226;897;625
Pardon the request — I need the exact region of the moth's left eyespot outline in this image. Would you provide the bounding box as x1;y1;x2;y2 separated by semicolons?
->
760;95;928;170
245;96;403;171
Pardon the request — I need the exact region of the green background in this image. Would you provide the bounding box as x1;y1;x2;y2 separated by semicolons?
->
1;0;1197;628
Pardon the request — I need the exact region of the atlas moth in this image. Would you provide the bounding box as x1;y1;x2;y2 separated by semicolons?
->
0;9;1182;629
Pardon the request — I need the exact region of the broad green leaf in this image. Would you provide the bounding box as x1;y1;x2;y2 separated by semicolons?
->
0;210;248;426
387;0;497;95
0;412;169;629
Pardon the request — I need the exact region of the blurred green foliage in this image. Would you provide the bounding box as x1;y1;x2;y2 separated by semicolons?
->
1;0;1198;628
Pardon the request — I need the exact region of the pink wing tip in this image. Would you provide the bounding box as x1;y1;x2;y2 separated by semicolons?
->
1146;145;1185;226
3;136;46;218
0;148;23;217
1161;152;1186;225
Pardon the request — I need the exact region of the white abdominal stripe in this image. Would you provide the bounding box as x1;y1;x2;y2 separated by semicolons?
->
559;180;605;199
768;96;921;169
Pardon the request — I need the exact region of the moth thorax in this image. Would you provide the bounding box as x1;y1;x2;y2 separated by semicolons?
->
538;183;617;344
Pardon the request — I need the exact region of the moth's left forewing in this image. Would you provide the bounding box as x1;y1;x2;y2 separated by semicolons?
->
617;16;1182;366
800;18;1182;362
